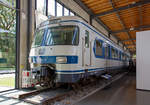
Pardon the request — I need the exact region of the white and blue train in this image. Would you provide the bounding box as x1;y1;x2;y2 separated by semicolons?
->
29;16;130;86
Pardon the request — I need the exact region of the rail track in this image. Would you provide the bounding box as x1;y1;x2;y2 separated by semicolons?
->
18;72;127;105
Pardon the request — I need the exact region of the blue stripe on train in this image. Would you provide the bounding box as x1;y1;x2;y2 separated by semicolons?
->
56;66;125;83
56;68;105;73
30;56;78;64
55;66;123;73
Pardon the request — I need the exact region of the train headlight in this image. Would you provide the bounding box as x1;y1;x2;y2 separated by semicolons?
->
56;57;67;63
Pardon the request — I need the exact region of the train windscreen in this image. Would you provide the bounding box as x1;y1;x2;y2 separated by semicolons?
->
45;25;79;46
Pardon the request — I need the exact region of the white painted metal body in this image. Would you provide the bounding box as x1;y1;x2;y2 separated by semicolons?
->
29;16;129;83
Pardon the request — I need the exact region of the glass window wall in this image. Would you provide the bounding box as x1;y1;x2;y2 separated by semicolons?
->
57;2;63;16
48;0;55;16
37;0;46;15
0;0;16;92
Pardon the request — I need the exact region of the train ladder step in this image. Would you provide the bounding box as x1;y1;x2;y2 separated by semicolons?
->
101;74;112;80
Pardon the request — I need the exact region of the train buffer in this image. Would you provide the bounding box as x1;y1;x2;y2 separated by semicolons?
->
101;74;112;80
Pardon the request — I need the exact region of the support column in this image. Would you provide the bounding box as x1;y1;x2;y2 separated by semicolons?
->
16;0;35;89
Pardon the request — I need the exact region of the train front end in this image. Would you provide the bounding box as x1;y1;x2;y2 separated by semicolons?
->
29;17;81;87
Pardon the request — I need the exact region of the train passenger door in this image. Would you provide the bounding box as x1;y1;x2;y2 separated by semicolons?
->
83;30;90;67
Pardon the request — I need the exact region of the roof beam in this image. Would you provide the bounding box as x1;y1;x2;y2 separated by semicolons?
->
121;38;136;42
139;6;143;27
109;0;135;48
126;44;136;46
73;0;110;32
110;25;150;34
93;0;150;18
138;1;143;31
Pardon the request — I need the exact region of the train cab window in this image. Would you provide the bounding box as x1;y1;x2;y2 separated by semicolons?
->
95;40;103;56
32;29;45;47
45;25;79;46
85;30;89;48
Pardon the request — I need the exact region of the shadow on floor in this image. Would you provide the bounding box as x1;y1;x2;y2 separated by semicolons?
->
0;90;32;105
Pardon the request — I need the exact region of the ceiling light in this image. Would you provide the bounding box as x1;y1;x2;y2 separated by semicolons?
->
132;2;136;4
130;27;134;31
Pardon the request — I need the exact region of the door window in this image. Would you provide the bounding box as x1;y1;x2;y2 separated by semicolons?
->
85;30;89;48
95;40;103;56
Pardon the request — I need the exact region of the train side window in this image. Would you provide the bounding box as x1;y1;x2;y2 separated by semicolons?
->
116;50;119;59
121;53;123;60
105;45;109;58
125;55;127;61
119;52;121;60
111;47;115;58
115;49;117;59
122;53;125;60
96;40;103;56
85;30;89;48
115;50;116;59
108;46;110;58
105;46;108;58
114;49;117;58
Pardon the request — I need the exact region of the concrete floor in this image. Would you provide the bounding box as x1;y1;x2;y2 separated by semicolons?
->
0;90;31;105
76;73;150;105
